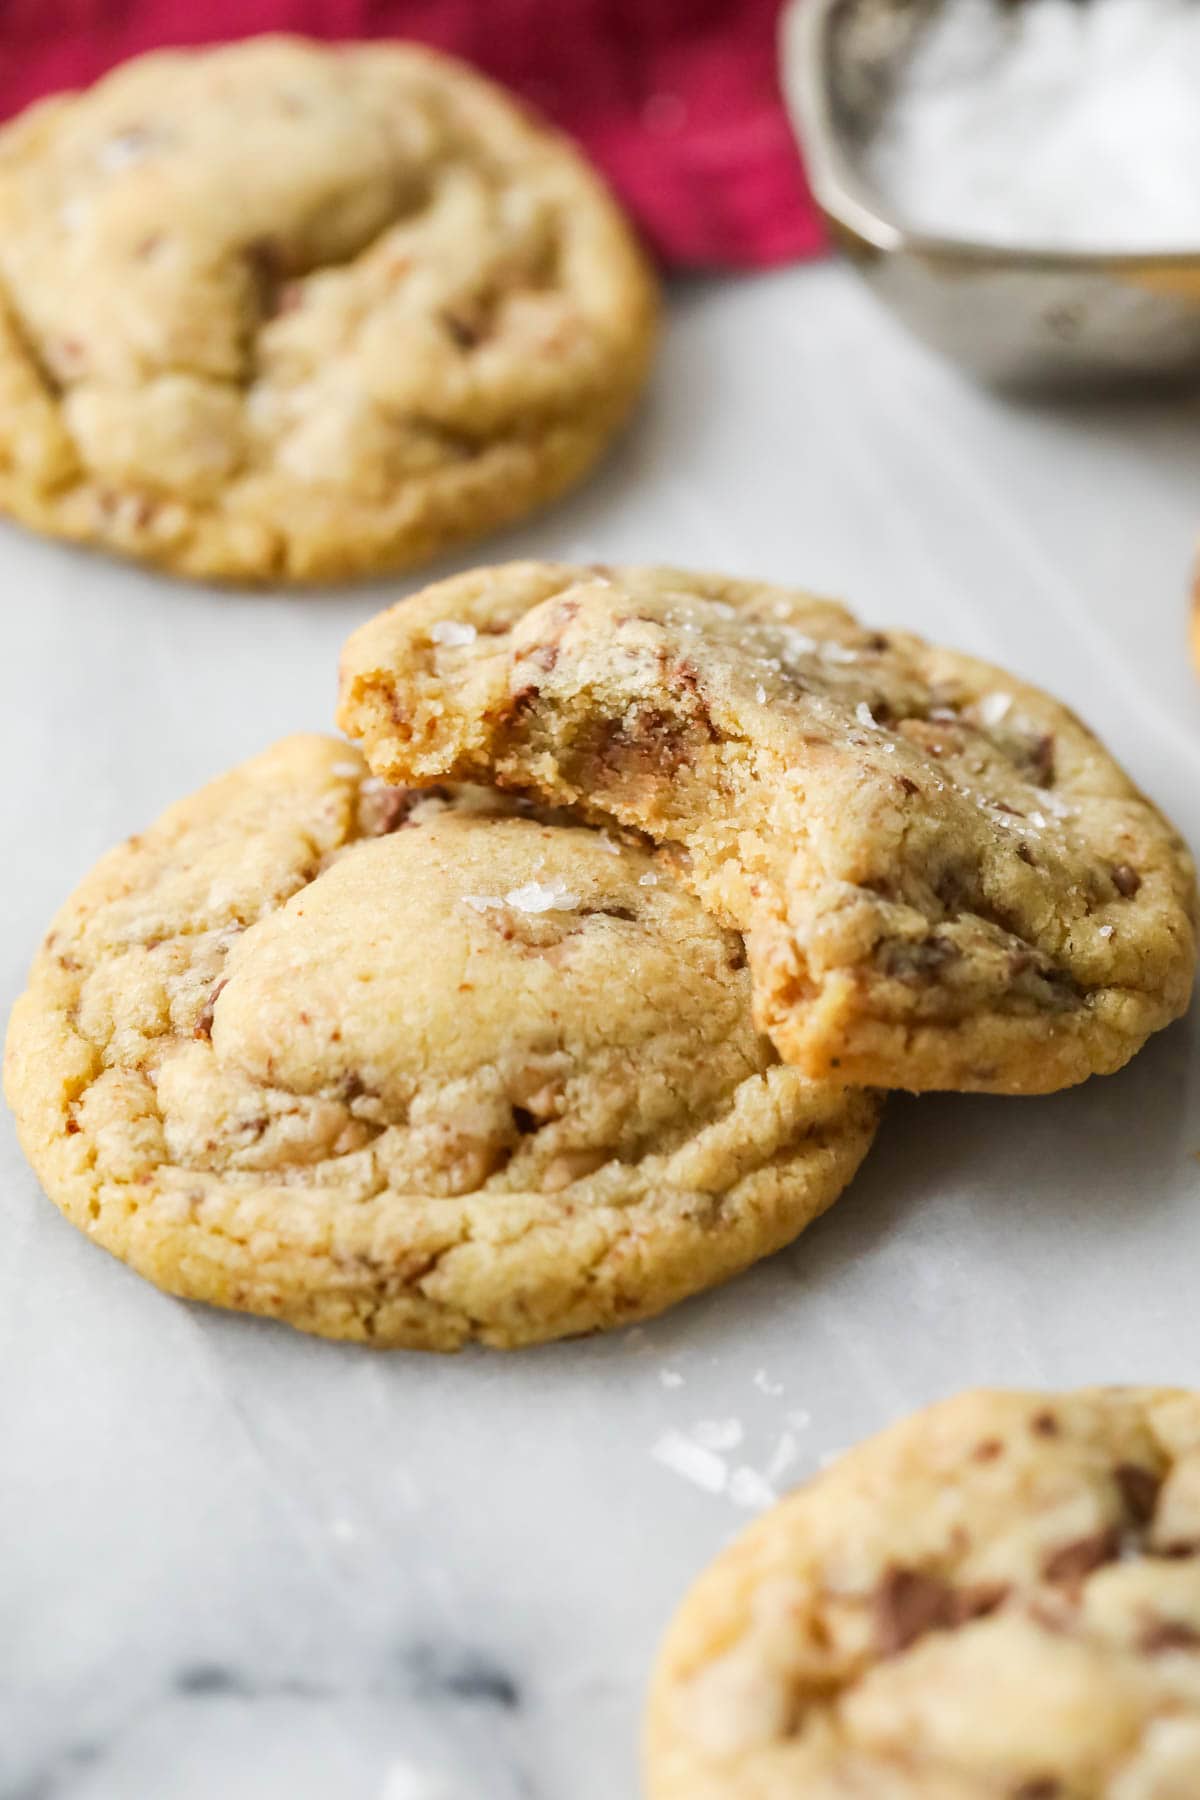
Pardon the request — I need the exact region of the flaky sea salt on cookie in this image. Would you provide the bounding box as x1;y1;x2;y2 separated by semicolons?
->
337;561;1197;1095
3;736;876;1350
0;37;657;582
646;1387;1200;1799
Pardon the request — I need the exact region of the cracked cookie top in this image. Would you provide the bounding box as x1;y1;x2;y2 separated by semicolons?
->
0;37;657;582
3;735;877;1350
337;562;1197;1094
647;1386;1200;1800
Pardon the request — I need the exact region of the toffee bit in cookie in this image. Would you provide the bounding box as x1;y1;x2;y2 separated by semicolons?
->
873;1566;958;1656
193;978;228;1041
1115;1462;1162;1523
1113;863;1143;898
1041;1529;1120;1584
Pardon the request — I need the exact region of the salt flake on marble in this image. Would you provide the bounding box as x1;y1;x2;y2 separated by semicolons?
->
659;1368;685;1389
692;1417;744;1453
379;1761;460;1800
766;1431;802;1484
430;619;477;648
753;1369;784;1397
787;1407;813;1431
728;1466;778;1510
652;1429;727;1494
504;878;580;913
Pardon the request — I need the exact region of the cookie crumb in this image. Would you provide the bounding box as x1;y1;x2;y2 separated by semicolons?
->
652;1429;728;1495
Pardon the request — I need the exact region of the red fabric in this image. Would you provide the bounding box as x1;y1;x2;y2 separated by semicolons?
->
0;0;824;268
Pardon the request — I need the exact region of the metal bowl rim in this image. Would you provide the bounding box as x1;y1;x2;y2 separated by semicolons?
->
780;0;1200;274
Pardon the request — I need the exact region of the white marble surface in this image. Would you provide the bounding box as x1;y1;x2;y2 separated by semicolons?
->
4;261;1200;1800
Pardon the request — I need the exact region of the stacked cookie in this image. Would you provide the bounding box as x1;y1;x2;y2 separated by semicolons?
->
7;561;1194;1350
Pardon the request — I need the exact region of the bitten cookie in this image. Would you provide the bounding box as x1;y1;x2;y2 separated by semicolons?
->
646;1387;1200;1800
338;562;1197;1094
0;37;657;582
3;737;877;1350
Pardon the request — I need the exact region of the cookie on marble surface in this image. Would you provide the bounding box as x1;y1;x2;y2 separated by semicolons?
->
0;37;657;583
337;562;1197;1094
3;736;877;1350
646;1386;1200;1800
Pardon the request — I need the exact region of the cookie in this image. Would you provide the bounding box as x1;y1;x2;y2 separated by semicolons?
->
646;1386;1200;1800
0;37;657;583
337;562;1197;1094
3;736;877;1350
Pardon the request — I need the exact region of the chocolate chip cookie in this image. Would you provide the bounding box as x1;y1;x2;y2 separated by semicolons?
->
338;562;1197;1094
3;736;877;1349
647;1386;1200;1799
0;38;657;582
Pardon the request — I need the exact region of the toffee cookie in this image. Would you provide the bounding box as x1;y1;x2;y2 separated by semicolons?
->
338;563;1196;1094
3;737;877;1349
0;38;657;582
646;1386;1200;1800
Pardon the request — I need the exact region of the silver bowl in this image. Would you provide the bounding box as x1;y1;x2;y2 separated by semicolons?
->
780;0;1200;388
